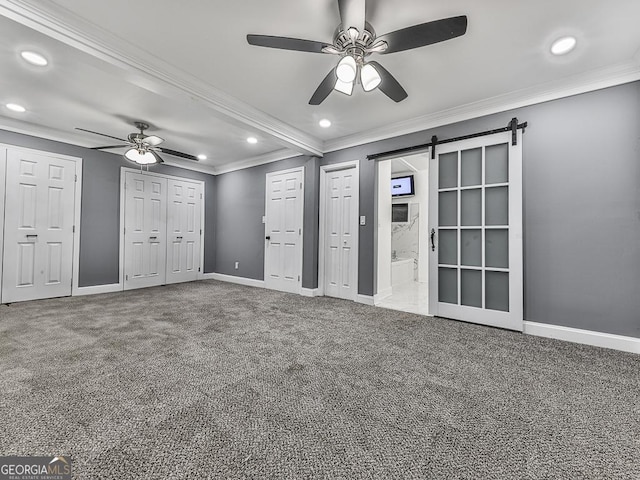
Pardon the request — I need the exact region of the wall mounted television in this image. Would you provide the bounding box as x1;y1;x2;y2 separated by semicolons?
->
391;175;415;197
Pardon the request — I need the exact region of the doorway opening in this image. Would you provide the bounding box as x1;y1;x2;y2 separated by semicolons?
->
375;153;430;315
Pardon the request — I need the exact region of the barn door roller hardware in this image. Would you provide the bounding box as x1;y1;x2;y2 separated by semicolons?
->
367;117;528;161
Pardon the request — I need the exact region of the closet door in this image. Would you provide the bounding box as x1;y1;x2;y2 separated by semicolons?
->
123;171;167;290
264;167;304;294
2;149;76;303
166;178;202;284
322;166;358;300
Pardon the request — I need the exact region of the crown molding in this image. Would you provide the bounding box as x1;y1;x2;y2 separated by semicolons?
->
0;116;99;149
212;149;301;175
161;157;218;176
324;60;640;153
0;0;323;157
0;117;300;176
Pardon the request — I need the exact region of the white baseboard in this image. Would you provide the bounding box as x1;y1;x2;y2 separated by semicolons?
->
202;273;265;289
301;288;320;297
73;283;122;296
523;321;640;354
374;287;393;304
356;294;375;306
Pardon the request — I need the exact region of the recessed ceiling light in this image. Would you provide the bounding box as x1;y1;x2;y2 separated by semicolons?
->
20;50;48;66
197;154;207;161
319;119;332;128
6;103;26;113
551;36;577;56
247;137;258;144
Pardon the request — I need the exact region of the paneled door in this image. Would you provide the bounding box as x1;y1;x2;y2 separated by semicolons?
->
428;131;523;331
264;167;304;294
321;163;359;301
123;171;167;290
166;178;202;284
2;149;76;303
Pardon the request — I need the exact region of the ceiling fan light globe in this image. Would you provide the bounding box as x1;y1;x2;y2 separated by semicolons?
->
336;55;357;83
361;63;382;92
334;78;354;96
124;147;158;165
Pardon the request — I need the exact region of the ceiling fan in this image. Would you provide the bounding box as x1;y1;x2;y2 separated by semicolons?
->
247;0;467;105
76;122;199;165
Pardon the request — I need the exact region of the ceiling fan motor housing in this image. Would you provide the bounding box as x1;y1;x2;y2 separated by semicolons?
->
334;21;376;57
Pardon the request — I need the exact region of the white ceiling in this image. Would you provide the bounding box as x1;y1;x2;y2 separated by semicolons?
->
1;0;639;174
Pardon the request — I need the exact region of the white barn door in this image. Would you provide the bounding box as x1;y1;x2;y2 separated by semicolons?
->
2;149;77;303
320;162;359;301
123;171;167;290
264;167;304;294
429;131;523;331
166;178;202;284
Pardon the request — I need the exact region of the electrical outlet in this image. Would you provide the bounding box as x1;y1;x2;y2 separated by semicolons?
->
234;261;239;270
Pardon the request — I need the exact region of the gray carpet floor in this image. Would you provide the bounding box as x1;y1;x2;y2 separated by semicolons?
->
0;280;638;479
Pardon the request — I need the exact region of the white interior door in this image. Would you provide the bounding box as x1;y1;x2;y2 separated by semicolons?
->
124;171;167;290
322;164;359;301
428;131;523;331
166;178;202;284
2;149;76;303
264;167;304;294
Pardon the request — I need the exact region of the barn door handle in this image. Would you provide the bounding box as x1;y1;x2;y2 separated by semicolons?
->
430;228;436;252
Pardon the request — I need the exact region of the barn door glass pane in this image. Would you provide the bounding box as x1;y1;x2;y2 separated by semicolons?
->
437;142;510;312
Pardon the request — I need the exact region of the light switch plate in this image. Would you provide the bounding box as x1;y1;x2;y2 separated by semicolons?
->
262;216;266;224
360;215;366;226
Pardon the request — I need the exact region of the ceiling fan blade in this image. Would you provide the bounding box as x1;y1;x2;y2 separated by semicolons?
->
378;15;468;54
247;35;331;53
151;151;164;164
90;145;130;150
75;127;128;142
368;61;408;102
143;135;164;146
156;147;199;161
309;68;337;105
338;0;365;34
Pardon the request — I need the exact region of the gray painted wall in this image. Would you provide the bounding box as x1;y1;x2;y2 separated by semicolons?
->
213;155;320;289
1;81;638;339
0;129;216;286
318;82;640;338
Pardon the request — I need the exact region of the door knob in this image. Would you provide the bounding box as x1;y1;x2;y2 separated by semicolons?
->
149;236;158;241
265;236;271;240
176;236;183;240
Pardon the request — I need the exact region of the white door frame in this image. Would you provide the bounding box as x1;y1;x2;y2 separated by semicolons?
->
318;160;360;300
264;165;305;294
0;143;82;303
119;167;205;290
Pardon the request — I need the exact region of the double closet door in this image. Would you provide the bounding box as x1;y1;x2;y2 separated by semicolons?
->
123;170;203;290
